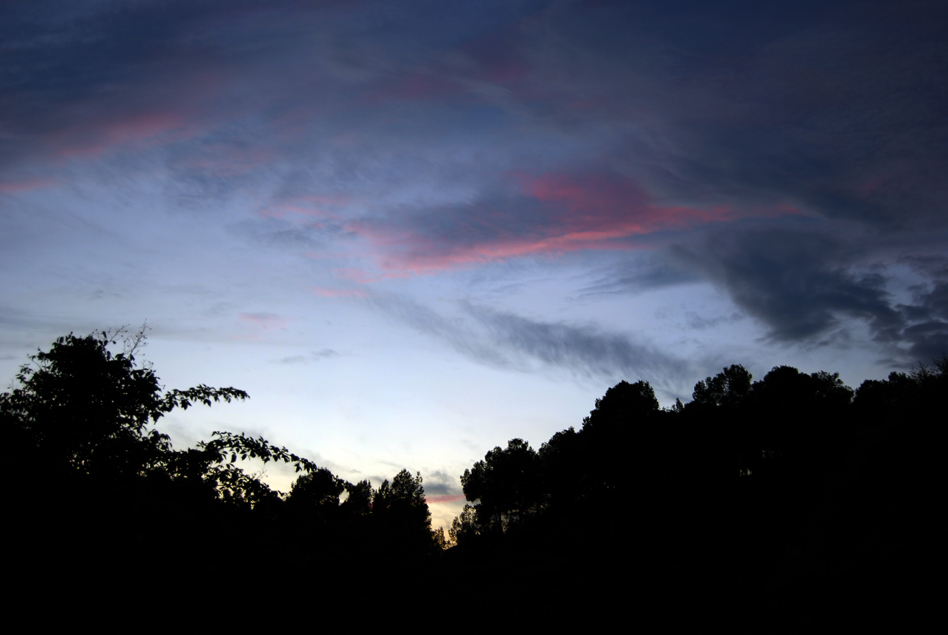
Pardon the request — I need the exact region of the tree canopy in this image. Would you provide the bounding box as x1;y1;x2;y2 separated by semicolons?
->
1;329;444;576
0;330;247;486
3;329;939;629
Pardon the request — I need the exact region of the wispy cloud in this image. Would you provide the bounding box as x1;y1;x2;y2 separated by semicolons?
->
273;349;341;365
427;494;466;504
420;469;464;499
239;312;288;331
344;169;793;275
0;178;56;194
373;295;691;386
674;224;948;364
311;287;368;299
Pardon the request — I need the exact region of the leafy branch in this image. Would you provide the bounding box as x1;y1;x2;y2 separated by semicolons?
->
200;431;319;474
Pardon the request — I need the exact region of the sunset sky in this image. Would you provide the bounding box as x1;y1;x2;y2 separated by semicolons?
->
2;0;946;529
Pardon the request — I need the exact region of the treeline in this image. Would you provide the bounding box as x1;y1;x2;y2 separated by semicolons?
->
1;330;443;605
2;330;938;627
446;362;942;629
451;365;857;542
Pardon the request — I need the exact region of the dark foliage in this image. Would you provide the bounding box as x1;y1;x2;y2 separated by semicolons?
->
3;329;940;628
1;330;442;614
449;360;943;630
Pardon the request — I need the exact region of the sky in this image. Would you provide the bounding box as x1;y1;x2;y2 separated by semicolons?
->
2;0;947;529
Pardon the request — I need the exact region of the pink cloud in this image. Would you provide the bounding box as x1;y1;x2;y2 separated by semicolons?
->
426;494;466;504
394;74;461;100
366;59;527;105
858;167;914;197
484;59;526;85
269;104;329;142
0;178;55;194
346;172;738;274
302;194;352;206
364;73;464;104
343;171;802;276
310;286;368;299
179;145;276;177
239;312;288;330
259;207;288;219
332;267;411;284
259;194;354;222
330;132;361;147
458;27;529;86
54;111;193;158
375;231;628;274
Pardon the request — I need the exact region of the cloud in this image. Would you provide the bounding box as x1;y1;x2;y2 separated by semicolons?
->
373;297;510;368
53;111;192;158
273;349;341;365
897;262;948;361
684;311;745;331
420;469;463;498
4;0;947;372
0;178;56;194
677;228;895;340
427;494;466;504
901;321;948;362
373;295;691;386
580;252;700;295
311;287;368;299
275;355;308;365
674;224;948;364
239;312;287;330
501;2;948;232
347;170;772;275
468;304;692;385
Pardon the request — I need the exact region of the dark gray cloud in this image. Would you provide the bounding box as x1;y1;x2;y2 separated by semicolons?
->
684;311;745;332
275;355;308;365
7;1;945;244
228;216;351;250
419;469;463;498
673;223;948;364
371;296;511;368
902;322;948;362
273;349;340;365
514;2;948;228
469;304;692;385
581;253;700;296
373;295;691;386
4;0;948;373
899;266;948;360
676;227;896;340
0;0;548;166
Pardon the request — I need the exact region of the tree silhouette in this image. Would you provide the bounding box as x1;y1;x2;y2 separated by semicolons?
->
342;478;373;516
462;438;540;534
2;329;458;617
372;469;438;554
692;364;752;408
0;330;248;486
581;379;659;433
288;467;345;509
449;503;480;546
0;329;263;600
10;328;937;627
